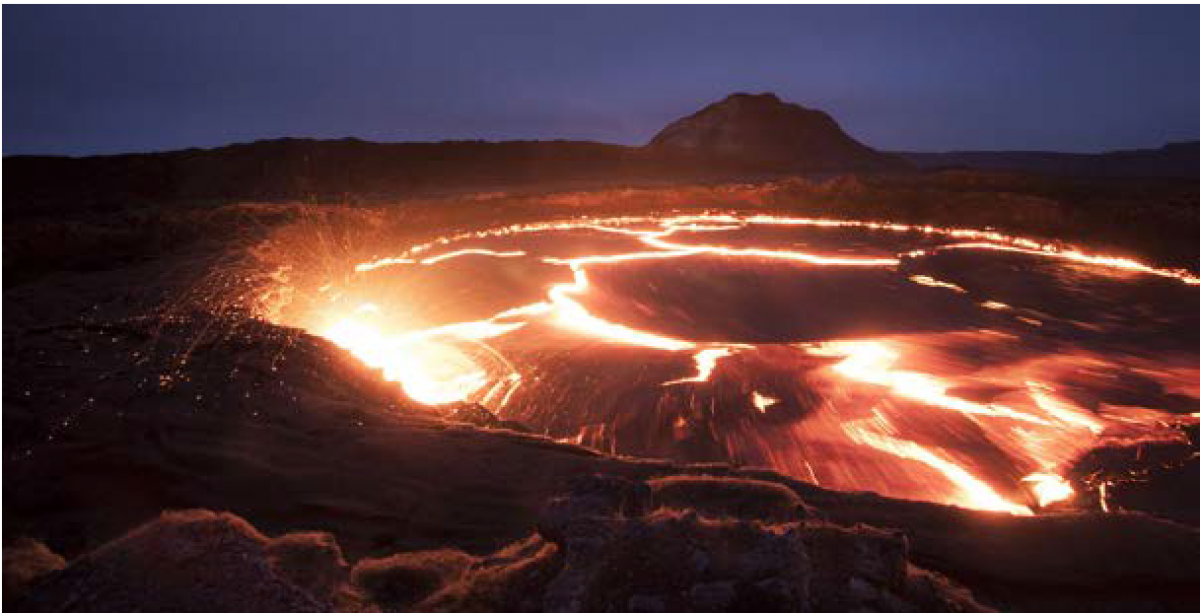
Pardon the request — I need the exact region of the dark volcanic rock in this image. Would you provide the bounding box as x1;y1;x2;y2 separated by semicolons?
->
537;474;653;548
537;508;815;613
3;538;66;605
648;92;905;171
16;510;331;613
15;475;1200;612
898;140;1200;179
447;401;533;433
424;474;993;613
649;474;816;523
2;94;913;220
21;480;989;612
351;548;475;609
265;531;352;604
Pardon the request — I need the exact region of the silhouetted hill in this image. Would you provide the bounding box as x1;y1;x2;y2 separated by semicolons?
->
4;94;911;216
7;94;1198;218
2;138;659;218
648;92;905;172
899;141;1200;178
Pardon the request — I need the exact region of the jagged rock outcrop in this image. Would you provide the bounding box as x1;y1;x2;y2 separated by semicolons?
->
12;479;994;613
15;473;1200;612
418;474;993;613
446;401;533;433
647;92;905;172
648;475;816;523
14;510;343;612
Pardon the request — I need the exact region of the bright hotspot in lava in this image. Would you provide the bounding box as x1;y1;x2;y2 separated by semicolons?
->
264;213;1200;516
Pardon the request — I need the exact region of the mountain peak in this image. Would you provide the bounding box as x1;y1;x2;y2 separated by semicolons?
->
647;92;903;171
723;91;784;105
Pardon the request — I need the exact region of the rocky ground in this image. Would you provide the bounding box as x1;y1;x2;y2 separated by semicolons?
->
5;178;1200;611
8;468;1200;611
9;477;998;613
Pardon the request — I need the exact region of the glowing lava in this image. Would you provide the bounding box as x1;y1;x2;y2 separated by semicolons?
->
320;303;522;405
844;413;1033;515
1022;473;1075;507
810;340;1050;425
664;349;734;386
266;212;1200;515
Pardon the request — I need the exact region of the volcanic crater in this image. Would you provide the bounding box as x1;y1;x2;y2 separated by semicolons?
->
266;214;1200;517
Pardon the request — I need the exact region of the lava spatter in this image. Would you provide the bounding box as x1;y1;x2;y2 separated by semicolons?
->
265;213;1200;515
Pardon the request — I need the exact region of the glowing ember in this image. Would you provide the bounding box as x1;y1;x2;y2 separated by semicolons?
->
1022;473;1075;507
751;391;779;412
265;212;1200;515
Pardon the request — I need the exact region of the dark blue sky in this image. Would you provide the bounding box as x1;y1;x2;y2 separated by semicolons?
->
5;5;1199;156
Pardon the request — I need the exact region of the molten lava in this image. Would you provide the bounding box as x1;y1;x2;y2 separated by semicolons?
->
265;213;1200;516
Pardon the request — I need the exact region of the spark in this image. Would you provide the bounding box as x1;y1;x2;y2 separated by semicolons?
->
803;460;820;485
909;275;967;293
751;391;779;412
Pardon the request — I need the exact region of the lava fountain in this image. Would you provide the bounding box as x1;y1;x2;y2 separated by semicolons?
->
264;213;1200;515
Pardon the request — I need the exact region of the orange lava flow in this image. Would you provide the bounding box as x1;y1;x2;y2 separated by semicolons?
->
663;348;735;386
843;413;1034;515
268;212;1200;516
808;340;1050;425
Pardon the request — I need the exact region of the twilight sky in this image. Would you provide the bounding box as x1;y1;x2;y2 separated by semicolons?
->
5;5;1199;156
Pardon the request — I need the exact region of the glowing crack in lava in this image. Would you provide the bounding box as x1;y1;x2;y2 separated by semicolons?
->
269;213;1200;515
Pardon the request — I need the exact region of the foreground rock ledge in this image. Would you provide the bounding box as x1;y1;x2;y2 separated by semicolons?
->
10;475;997;613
